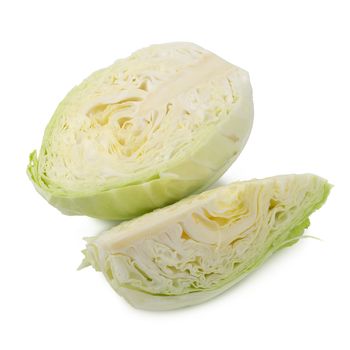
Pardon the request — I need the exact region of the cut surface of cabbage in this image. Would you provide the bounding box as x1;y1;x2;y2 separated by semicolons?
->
81;174;331;310
27;42;253;219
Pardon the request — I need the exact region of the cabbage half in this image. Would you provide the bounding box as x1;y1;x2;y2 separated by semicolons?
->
81;174;331;310
27;42;253;220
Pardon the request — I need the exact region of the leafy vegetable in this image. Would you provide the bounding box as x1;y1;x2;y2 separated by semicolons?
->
27;43;253;220
81;174;331;310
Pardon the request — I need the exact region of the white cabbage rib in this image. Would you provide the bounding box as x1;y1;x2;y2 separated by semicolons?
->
81;174;331;310
40;43;250;191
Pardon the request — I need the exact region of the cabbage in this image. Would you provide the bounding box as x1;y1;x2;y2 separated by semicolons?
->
27;42;253;220
81;174;331;310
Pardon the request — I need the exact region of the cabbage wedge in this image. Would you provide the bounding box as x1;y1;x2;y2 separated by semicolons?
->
81;174;331;310
27;42;253;220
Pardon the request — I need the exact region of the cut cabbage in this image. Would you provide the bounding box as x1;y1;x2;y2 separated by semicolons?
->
81;174;331;310
27;42;253;220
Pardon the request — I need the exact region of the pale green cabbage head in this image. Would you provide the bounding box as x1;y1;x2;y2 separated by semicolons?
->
81;174;331;310
27;42;253;220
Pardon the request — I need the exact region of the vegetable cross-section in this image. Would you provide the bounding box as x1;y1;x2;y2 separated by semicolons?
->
81;174;331;310
27;42;253;219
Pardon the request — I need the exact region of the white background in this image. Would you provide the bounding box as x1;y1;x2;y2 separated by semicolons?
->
1;1;349;349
